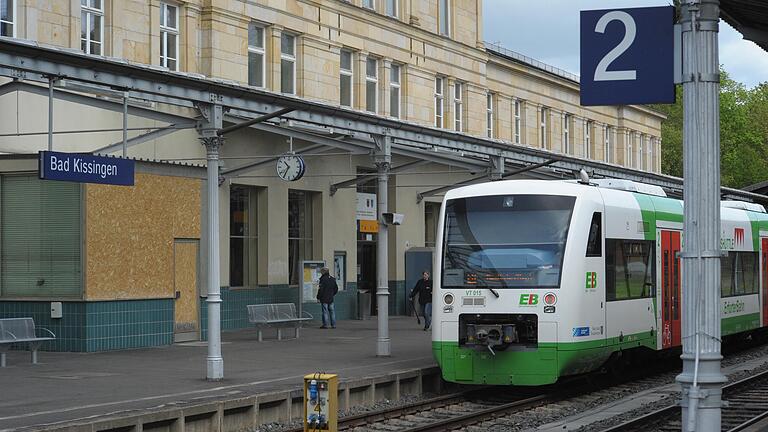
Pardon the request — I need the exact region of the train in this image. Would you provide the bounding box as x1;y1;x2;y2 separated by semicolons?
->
431;178;768;386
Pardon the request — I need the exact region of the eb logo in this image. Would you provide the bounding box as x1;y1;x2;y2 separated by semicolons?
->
519;294;539;306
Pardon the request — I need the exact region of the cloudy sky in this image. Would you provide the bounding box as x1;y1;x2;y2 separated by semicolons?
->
483;0;768;88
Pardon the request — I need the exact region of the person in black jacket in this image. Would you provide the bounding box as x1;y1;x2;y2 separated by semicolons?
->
410;271;433;331
316;268;339;329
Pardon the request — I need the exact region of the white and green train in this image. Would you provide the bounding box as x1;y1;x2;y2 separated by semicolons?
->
432;179;768;386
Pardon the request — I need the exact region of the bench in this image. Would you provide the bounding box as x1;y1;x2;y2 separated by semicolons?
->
247;303;313;341
0;318;56;367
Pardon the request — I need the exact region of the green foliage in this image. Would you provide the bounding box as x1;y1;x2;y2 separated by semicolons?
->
653;70;768;189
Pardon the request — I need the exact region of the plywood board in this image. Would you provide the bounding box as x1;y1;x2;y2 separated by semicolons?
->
85;173;201;300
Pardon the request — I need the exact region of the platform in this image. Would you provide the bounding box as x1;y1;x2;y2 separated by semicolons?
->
0;317;438;432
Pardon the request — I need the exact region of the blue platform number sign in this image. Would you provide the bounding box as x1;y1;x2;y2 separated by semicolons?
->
580;6;675;106
39;151;135;186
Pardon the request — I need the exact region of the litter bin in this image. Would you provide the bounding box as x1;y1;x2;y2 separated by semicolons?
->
357;290;371;320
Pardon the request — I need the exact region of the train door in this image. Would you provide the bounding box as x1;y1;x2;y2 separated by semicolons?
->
762;238;768;326
661;230;682;348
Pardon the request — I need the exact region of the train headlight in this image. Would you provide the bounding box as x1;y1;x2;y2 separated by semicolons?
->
444;293;454;305
543;292;557;305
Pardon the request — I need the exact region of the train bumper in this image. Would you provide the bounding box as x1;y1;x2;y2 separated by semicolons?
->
432;341;558;386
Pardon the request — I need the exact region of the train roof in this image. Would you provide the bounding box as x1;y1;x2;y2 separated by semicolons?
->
443;179;767;218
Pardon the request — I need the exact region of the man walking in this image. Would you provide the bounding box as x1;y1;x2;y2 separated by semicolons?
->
410;271;433;331
317;267;339;329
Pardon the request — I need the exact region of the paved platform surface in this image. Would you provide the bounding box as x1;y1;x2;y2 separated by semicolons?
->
0;317;435;431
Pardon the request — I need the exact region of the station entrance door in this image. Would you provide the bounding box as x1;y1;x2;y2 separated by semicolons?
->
661;230;681;349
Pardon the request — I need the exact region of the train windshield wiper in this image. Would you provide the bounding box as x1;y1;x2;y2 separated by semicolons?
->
488;288;500;298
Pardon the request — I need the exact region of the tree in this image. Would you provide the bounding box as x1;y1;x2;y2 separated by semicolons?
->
653;70;768;188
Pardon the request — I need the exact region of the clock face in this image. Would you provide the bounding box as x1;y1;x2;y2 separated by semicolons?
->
276;154;305;181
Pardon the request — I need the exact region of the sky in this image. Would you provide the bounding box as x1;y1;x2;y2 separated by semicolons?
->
483;0;768;89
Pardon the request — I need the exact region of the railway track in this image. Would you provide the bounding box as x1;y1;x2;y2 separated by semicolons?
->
602;369;768;432
282;388;555;432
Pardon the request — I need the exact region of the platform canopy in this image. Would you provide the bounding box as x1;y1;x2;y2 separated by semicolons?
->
721;0;768;51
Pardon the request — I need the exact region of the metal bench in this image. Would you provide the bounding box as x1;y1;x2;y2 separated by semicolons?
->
0;318;56;367
247;303;313;341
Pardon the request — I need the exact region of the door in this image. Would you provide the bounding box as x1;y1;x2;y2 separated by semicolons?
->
762;238;768;326
661;231;682;348
174;239;200;342
357;242;377;315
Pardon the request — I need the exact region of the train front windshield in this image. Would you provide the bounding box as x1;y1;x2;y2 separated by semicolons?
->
442;194;575;289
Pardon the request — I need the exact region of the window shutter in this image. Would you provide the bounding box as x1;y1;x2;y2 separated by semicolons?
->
2;175;81;298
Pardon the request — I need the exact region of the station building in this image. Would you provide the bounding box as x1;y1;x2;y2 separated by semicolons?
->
0;0;665;351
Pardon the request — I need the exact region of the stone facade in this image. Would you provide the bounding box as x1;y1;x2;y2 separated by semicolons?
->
6;0;664;172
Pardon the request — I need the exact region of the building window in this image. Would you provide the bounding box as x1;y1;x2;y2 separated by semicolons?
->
81;0;104;55
340;49;353;107
248;24;266;87
434;76;444;128
365;57;378;112
1;175;82;298
288;190;315;286
281;33;296;94
539;107;548;148
606;239;655;301
486;92;494;138
390;63;401;118
562;114;571;154
639;135;645;170
424;202;441;248
363;0;374;10
604;126;611;163
438;0;450;36
386;0;397;17
230;185;258;287
585;120;592;158
514;100;521;144
649;138;656;171
628;132;635;168
160;2;179;70
454;82;463;132
0;0;14;37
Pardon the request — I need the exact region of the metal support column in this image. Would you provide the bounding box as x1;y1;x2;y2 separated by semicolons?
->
199;103;224;381
48;77;54;151
373;134;391;357
677;1;726;431
489;155;504;181
122;93;129;157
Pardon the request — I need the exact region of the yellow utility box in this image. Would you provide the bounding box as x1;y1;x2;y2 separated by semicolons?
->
303;373;338;432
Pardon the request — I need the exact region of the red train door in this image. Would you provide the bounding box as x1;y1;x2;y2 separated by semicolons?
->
763;238;768;326
661;231;682;348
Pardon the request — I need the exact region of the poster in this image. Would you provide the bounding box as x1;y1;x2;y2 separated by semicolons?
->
302;260;325;303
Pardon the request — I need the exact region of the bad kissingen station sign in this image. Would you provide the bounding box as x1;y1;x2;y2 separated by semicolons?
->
39;151;135;186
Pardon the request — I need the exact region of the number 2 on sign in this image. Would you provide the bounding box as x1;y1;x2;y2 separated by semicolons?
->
594;11;637;82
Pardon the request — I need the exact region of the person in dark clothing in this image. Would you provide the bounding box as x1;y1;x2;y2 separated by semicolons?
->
410;271;433;330
316;267;339;329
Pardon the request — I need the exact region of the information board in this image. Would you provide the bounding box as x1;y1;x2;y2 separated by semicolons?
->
301;260;326;303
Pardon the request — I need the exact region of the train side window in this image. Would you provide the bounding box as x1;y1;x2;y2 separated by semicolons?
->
606;239;655;301
721;251;759;297
586;212;602;257
721;253;734;297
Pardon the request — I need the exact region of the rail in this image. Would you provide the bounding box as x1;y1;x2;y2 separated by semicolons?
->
601;369;768;431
